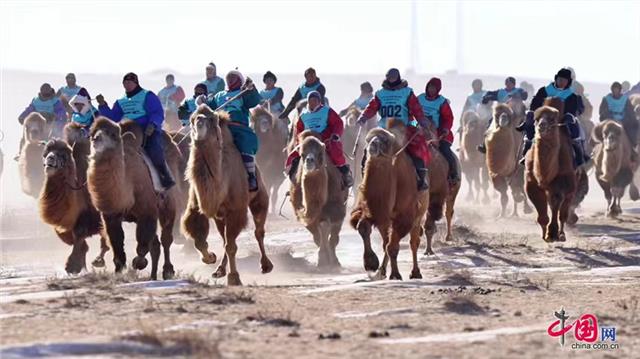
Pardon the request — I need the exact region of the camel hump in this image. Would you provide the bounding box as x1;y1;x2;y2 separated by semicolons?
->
493;103;513;117
90;116;119;137
461;110;479;127
543;97;565;114
298;130;322;143
24;112;47;125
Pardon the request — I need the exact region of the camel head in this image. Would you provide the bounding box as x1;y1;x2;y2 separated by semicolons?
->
42;139;75;176
492;103;514;129
345;106;362;127
365;128;395;158
89;116;122;156
533;106;561;139
593;120;625;152
507;96;526;119
461;111;481;132
190;104;224;144
23;113;47;144
298;131;326;172
251;106;275;134
64;122;90;147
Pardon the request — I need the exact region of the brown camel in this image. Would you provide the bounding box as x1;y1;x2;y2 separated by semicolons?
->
88;117;180;280
592;120;638;217
18;113;48;198
459;110;490;203
524;98;577;242
484;103;530;217
350;119;429;280
251;106;287;214
38;134;109;274
167;130;191;244
163;109;182;133
341;106;376;193
181;105;272;286
290;130;348;268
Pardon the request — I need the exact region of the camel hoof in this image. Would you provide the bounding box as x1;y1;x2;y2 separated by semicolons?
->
363;252;379;272
201;252;217;265
91;257;105;268
212;266;227;279
389;272;403;281
65;259;84;275
227;272;242;286
163;265;175;280
557;233;567;242
261;257;274;274
543;235;555;243
373;269;386;280
424;247;435;256
630;186;639;201
114;261;126;273
567;213;579;226
410;270;422;279
132;256;148;270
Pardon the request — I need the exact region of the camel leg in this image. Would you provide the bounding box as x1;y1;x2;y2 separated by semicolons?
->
223;211;246;286
103;213;126;273
465;173;475;202
212;218;228;279
182;189;216;264
270;185;278;215
377;226;390;279
91;232;109;268
445;194;455;243
158;205;176;280
558;194;573;242
133;217;155;278
511;197;519;218
523;198;533;214
387;230;402;281
492;176;509;218
423;216;436;255
249;189;273;274
630;182;640;201
481;167;491;204
409;226;422;279
328;221;342;268
64;232;88;275
357;219;379;272
526;182;549;241
149;235;161;281
317;222;332;269
546;191;562;242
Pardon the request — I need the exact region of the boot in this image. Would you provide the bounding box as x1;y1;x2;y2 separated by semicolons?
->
338;165;354;188
287;156;300;182
519;140;533;165
247;173;258;192
571;141;589;168
156;160;176;190
242;154;259;192
417;169;430;191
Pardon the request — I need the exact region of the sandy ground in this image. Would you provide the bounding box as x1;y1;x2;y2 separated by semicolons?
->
1;71;639;357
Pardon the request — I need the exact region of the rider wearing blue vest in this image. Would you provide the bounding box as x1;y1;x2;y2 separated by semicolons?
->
482;77;528;105
418;77;459;184
259;71;285;114
279;68;327;121
158;74;186;114
178;83;208;126
96;72;176;190
338;82;374;116
205;70;262;192
517;68;589;166
599;82;638;147
200;62;226;96
69;88;98;129
56;73;82;101
462;79;487;114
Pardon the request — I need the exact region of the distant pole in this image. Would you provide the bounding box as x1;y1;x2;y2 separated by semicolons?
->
408;0;419;75
455;0;463;74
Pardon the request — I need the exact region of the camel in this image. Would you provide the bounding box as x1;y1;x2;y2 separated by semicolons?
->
167;130;191;244
18;113;48;198
592;120;638;217
88;117;181;280
459;110;490;203
289;130;348;268
181;105;272;286
251;106;287;214
524;98;577;242
350;119;429;280
341;106;376;193
484;103;531;217
163;109;183;133
38;134;109;274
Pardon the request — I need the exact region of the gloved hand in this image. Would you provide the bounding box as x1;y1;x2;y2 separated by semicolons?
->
481;96;490;105
243;77;255;91
145;124;155;137
195;94;207;106
96;94;106;106
330;134;340;141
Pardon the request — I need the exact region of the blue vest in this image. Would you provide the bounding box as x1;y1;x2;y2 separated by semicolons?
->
259;87;284;112
300;106;330;133
215;89;247;124
354;95;373;110
202;78;223;95
32;97;58;114
299;82;321;99
417;94;447;128
605;94;628;121
116;89;148;120
71;109;97;127
375;87;412;128
497;88;520;103
545;83;574;102
467;91;486;109
60;86;81;99
185;98;197;114
158;85;179;112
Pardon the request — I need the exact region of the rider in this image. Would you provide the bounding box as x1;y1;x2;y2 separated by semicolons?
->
200;62;225;96
206;70;262;192
157;74;185;116
461;79;486;114
69;88;99;129
285;91;354;187
338;82;374;116
599;81;638;147
517;68;590;166
259;71;285;114
482;77;528;105
56;73;82;101
279;67;327;121
356;68;431;191
417;77;459;185
96;72;176;190
178;83;208;126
